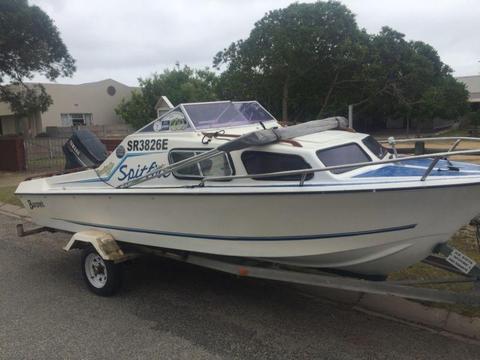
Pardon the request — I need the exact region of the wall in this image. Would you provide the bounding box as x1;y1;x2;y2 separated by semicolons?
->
0;137;25;171
0;137;121;172
46;124;133;139
0;116;18;135
0;79;137;137
39;79;136;130
101;138;122;152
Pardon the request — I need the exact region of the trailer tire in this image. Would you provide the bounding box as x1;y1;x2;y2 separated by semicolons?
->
81;246;123;296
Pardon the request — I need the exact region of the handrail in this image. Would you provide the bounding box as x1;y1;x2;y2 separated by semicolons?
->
379;136;480;144
198;148;480;185
380;136;480;181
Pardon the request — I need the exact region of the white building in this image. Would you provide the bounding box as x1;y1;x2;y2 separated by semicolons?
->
0;79;137;136
456;75;480;111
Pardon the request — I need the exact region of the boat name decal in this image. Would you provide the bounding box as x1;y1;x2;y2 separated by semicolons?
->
27;200;45;210
117;162;159;181
126;139;168;152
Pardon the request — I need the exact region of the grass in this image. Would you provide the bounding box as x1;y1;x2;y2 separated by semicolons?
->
389;227;480;317
0;186;22;207
437;128;474;137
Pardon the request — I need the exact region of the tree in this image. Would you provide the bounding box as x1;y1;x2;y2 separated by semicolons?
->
116;66;219;129
214;1;367;122
0;0;75;116
354;28;468;132
214;1;469;129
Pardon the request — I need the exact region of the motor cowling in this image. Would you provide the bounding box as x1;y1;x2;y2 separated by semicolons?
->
63;129;108;170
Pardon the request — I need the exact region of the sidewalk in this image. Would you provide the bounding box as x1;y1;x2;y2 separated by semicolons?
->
0;201;29;219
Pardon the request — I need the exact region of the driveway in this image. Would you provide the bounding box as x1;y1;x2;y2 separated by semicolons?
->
0;213;479;359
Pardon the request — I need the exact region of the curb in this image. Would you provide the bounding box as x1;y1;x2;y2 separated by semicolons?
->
296;286;480;342
1;201;479;342
0;201;30;220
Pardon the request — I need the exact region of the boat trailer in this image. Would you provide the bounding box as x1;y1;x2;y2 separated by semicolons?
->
16;224;480;304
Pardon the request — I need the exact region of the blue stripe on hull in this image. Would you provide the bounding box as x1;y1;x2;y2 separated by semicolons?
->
55;218;416;241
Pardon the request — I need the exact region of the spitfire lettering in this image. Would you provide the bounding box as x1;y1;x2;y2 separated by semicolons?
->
126;139;168;152
118;162;158;181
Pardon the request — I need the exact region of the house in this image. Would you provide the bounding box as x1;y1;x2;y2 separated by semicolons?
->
456;75;480;111
0;79;137;137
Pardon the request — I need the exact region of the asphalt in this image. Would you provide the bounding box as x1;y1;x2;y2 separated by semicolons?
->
0;213;479;360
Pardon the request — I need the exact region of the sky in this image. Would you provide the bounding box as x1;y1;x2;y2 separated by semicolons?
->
31;0;480;86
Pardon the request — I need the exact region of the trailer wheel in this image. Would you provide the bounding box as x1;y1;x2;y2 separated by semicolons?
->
81;247;122;296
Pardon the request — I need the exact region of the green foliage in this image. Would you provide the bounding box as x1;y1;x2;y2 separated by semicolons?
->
467;111;480;128
214;1;366;121
0;84;53;116
214;1;469;127
359;28;468;131
117;0;468;131
116;66;219;129
0;0;75;115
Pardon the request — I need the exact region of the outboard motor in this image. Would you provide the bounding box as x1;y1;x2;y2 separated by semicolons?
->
63;129;108;170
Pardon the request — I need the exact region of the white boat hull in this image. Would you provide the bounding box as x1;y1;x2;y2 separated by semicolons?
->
17;181;480;275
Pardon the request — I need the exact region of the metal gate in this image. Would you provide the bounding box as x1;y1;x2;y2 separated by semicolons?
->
24;137;67;172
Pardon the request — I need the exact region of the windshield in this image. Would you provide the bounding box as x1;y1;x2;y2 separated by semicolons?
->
362;136;388;159
183;101;275;129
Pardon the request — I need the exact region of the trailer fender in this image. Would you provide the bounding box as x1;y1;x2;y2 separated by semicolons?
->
63;230;127;262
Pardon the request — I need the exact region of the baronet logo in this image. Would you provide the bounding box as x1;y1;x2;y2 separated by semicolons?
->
27;200;45;210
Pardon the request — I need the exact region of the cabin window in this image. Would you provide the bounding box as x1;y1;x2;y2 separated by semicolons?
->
169;150;233;179
362;136;388;159
316;143;371;174
241;151;313;181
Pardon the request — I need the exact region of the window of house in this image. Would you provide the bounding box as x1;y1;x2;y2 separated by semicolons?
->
61;113;93;126
169;150;233;179
241;151;313;181
316;143;371;174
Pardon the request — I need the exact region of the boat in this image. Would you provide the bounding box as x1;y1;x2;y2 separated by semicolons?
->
15;100;480;277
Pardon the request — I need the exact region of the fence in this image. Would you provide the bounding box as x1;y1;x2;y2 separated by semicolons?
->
24;137;67;172
46;124;133;138
0;137;26;171
22;137;122;172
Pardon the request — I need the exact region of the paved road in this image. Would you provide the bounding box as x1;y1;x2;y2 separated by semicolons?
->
0;213;479;360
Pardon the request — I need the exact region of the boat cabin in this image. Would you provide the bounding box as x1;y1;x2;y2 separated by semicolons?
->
68;100;390;189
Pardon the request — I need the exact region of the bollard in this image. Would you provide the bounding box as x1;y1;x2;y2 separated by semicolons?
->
414;141;425;155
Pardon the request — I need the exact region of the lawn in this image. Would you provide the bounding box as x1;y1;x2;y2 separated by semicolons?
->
389;226;480;317
0;186;23;207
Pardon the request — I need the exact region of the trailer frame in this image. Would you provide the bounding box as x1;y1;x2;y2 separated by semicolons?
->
16;224;480;304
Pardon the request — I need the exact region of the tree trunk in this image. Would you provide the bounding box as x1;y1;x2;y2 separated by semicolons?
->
282;76;289;123
318;71;339;118
406;113;411;137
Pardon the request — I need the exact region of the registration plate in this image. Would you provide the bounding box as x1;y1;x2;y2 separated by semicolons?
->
446;249;477;274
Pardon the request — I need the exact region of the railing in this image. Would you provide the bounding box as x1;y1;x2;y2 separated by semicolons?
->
121;136;480;189
379;136;480;158
197;136;480;186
